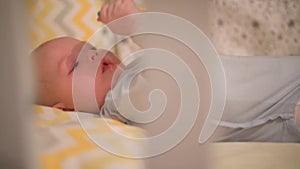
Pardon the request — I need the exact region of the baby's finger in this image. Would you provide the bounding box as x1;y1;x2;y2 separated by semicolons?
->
107;3;115;19
113;0;123;12
114;0;123;7
98;3;109;23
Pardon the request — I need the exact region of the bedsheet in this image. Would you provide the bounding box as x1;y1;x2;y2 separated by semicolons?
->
34;105;146;169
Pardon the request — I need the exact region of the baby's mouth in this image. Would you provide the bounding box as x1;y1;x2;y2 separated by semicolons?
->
102;62;109;73
101;59;112;73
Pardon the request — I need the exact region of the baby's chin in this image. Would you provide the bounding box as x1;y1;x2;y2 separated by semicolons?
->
110;63;125;89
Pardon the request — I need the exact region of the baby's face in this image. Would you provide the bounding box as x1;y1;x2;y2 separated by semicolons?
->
35;37;121;111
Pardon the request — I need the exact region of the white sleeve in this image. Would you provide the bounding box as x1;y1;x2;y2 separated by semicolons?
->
100;55;150;124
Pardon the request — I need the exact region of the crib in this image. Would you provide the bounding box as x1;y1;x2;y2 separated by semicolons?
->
1;0;299;169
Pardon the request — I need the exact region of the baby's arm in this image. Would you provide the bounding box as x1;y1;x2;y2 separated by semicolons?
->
97;0;139;35
97;0;139;24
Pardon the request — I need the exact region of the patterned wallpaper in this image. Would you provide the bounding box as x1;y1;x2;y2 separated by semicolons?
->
208;0;300;56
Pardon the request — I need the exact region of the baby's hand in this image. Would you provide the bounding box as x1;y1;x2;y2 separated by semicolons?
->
97;0;139;24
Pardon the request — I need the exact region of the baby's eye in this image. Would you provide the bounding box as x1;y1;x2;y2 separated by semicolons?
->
74;61;79;69
69;61;79;74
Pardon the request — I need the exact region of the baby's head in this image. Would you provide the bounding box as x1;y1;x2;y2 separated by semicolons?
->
32;37;121;111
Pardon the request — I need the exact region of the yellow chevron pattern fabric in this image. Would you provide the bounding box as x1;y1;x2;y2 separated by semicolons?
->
34;105;146;169
28;0;108;50
27;0;144;51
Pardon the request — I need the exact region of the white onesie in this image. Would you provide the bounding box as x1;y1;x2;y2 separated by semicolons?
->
213;55;300;142
100;55;300;142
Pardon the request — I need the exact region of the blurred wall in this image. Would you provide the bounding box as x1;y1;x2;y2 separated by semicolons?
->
133;1;212;169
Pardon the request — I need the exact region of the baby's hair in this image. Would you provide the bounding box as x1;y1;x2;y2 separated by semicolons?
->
31;37;70;107
31;37;73;56
31;41;48;105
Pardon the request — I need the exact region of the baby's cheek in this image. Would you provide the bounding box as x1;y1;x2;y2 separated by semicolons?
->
94;78;108;108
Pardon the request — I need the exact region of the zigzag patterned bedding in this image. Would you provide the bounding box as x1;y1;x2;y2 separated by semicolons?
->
35;106;146;169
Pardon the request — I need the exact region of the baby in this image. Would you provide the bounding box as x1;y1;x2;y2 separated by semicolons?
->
33;0;138;112
33;37;121;110
32;0;300;142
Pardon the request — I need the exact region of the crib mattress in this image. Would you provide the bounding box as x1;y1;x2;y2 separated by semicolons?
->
211;142;300;169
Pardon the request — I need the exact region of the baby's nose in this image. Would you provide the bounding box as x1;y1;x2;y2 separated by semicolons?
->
89;50;107;62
